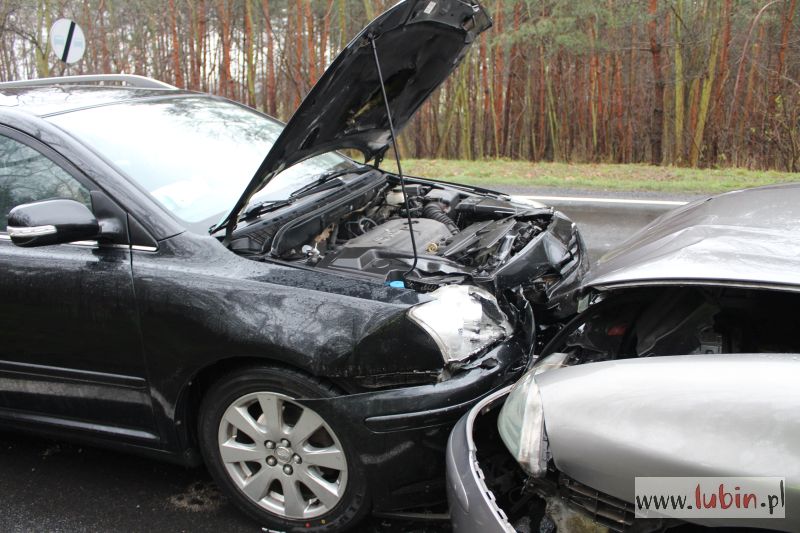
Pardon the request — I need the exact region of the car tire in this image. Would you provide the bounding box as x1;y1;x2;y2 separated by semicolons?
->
198;365;370;532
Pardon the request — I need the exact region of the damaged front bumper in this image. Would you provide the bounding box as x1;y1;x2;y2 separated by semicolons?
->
446;387;640;533
446;386;517;532
297;339;528;513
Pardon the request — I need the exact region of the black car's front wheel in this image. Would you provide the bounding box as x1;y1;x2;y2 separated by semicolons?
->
198;366;369;532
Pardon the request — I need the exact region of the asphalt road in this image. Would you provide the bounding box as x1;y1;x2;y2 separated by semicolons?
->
0;195;687;532
526;196;683;262
0;431;446;533
503;184;695;262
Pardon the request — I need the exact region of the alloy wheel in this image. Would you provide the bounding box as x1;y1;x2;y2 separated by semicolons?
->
217;391;348;519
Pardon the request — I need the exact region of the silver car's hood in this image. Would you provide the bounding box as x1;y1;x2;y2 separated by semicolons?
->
583;184;800;291
535;354;800;529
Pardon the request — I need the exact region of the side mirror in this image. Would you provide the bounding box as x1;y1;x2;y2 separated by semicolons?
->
7;199;100;247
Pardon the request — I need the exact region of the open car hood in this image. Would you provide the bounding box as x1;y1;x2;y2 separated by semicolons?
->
217;0;491;235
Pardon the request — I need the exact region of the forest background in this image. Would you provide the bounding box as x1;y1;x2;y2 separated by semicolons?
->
2;0;799;186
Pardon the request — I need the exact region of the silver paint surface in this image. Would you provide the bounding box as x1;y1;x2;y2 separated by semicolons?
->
535;353;800;530
584;184;800;291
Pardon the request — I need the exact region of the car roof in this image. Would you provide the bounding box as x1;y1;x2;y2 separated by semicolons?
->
0;85;199;117
583;183;800;292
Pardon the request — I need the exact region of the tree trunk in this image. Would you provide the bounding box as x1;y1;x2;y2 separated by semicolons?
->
589;19;599;158
774;0;797;97
261;0;277;115
491;0;504;157
647;0;664;165
478;33;489;158
320;1;334;76
710;0;732;161
98;0;112;74
304;1;316;84
169;0;184;87
738;22;766;161
198;0;207;91
244;0;256;106
216;0;232;98
673;0;685;163
34;0;51;77
293;0;304;106
689;3;722;167
613;51;624;162
501;1;521;156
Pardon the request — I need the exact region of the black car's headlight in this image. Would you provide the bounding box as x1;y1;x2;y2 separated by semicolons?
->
497;352;570;477
407;285;513;364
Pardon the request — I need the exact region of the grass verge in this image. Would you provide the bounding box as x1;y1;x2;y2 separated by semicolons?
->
395;159;800;194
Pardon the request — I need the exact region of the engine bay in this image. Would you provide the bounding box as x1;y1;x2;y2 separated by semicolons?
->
229;172;582;297
312;186;555;285
542;286;800;363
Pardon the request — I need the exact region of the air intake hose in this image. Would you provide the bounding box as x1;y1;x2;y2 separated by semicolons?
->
423;202;459;235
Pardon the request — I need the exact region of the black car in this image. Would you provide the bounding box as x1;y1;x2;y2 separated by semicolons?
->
0;1;585;530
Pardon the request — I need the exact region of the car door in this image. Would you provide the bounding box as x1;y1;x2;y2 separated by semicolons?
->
0;126;158;443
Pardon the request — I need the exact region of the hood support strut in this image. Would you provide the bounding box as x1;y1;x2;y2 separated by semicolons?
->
370;36;418;283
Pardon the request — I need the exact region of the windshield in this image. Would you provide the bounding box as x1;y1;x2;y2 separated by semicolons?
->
47;96;358;229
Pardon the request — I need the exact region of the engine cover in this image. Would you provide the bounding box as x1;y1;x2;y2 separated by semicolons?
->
318;218;454;278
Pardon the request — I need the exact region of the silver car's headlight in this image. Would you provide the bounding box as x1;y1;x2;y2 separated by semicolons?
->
497;352;569;477
407;285;512;363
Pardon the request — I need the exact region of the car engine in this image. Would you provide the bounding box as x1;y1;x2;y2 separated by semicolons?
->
268;182;573;289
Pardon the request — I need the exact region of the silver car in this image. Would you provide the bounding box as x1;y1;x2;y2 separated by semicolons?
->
447;184;800;532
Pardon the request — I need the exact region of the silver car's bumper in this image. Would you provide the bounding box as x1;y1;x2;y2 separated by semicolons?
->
445;386;515;533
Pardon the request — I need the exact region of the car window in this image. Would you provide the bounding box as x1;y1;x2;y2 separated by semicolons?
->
47;97;357;230
0;134;91;231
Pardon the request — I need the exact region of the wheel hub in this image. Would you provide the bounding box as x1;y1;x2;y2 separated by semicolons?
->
275;445;293;464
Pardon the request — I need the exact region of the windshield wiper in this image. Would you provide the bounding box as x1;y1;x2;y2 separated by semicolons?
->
289;167;369;199
239;167;369;221
213;166;372;234
240;198;294;220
